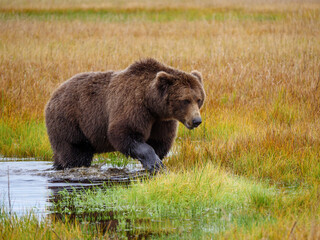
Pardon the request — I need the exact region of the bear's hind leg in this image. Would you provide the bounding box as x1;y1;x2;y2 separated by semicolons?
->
54;141;94;169
53;152;64;170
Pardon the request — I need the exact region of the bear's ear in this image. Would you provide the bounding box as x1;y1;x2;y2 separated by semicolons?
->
191;70;203;84
155;71;175;97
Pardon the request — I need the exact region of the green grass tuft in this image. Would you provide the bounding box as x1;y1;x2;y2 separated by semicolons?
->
52;163;318;238
0;118;52;159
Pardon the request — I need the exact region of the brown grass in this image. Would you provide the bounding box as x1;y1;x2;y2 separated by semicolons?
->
0;0;319;11
1;3;319;179
1;12;319;119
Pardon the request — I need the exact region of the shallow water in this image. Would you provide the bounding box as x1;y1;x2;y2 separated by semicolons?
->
0;158;145;216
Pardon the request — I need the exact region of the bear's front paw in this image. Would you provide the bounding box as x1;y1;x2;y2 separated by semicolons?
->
143;158;166;175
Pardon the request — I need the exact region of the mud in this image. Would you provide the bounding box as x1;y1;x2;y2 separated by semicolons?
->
39;162;147;183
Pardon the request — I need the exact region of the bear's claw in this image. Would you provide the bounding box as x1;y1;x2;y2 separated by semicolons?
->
142;158;166;175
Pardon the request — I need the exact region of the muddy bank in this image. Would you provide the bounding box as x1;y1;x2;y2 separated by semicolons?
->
38;162;147;183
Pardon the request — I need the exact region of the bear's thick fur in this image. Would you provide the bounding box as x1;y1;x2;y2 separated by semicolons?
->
45;58;205;173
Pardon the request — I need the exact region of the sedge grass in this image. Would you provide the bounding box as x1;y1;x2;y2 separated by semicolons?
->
52;163;319;239
0;118;51;159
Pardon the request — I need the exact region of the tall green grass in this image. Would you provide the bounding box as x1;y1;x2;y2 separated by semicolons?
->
0;118;51;159
52;163;319;239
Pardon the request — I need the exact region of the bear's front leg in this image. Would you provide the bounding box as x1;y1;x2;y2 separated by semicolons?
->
128;141;164;174
108;125;164;174
147;120;178;159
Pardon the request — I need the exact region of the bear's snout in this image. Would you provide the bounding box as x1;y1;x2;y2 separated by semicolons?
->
184;113;202;130
192;117;202;128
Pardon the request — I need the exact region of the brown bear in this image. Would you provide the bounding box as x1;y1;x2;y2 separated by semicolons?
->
45;58;205;173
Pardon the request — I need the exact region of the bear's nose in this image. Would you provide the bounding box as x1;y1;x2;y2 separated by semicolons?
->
192;117;202;128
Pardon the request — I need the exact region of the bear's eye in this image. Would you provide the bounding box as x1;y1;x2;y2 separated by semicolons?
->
197;99;202;106
183;99;191;105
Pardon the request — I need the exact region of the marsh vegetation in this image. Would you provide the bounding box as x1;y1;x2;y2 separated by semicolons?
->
0;0;320;238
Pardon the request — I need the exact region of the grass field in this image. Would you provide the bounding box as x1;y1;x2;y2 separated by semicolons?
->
1;0;320;239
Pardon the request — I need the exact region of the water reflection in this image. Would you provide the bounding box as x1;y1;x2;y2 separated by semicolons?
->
0;160;51;215
0;159;146;216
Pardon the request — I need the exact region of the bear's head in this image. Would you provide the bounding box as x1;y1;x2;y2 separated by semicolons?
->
151;70;205;130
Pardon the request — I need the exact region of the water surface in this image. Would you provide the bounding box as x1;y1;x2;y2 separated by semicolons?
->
0;158;145;216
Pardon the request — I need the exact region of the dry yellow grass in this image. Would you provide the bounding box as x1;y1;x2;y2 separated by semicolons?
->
1;12;319;118
0;3;319;178
1;0;319;11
